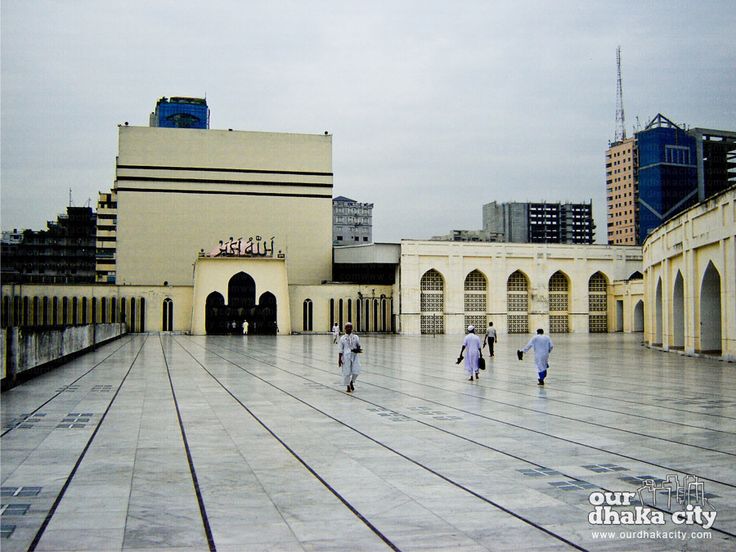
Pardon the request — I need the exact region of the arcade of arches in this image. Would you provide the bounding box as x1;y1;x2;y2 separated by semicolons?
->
642;186;735;360
415;268;618;335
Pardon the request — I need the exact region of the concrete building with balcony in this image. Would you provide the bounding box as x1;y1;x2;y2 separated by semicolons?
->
482;201;595;244
1;207;97;285
332;196;373;245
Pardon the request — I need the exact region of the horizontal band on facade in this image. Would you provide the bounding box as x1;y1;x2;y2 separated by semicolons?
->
115;176;333;188
117;164;333;177
115;186;332;199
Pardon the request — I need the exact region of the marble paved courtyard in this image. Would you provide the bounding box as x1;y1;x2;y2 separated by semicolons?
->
1;333;734;551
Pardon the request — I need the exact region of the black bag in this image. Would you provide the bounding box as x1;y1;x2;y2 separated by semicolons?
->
478;356;486;370
517;349;524;361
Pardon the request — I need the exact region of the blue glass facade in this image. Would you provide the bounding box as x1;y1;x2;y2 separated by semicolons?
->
151;97;209;129
637;126;697;243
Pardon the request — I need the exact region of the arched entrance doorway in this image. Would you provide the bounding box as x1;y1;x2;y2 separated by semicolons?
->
228;272;256;334
250;291;277;335
205;292;227;335
700;262;722;353
633;300;644;332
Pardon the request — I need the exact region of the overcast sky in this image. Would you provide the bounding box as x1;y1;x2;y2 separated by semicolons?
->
2;1;734;243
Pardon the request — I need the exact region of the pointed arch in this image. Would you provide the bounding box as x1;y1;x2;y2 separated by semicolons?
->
205;291;226;335
700;262;722;353
672;271;684;349
162;298;174;332
654;278;663;345
420;269;445;334
633;300;644;332
549;270;570;333
302;298;313;331
507;270;529;333
253;291;277;335
588;271;608;333
464;269;487;330
228;272;256;309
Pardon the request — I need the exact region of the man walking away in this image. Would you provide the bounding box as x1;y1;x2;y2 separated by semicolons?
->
332;323;340;344
458;325;483;381
338;322;362;392
519;328;553;385
482;321;497;357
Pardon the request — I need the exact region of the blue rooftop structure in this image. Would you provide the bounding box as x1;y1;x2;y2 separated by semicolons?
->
149;96;209;129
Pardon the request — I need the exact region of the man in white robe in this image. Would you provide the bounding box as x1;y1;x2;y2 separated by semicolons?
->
520;328;553;385
331;323;340;343
338;322;361;392
459;325;482;381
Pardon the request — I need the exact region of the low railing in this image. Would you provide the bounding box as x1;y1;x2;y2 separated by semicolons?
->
1;323;126;390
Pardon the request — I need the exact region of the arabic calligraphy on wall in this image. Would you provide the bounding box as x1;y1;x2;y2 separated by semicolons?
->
202;236;285;258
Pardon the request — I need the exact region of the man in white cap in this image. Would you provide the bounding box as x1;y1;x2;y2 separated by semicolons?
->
338;322;362;392
458;325;483;381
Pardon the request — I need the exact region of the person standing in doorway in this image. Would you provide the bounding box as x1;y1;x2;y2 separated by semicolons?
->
338;322;362;392
332;323;340;344
482;321;497;357
458;325;482;381
519;328;553;385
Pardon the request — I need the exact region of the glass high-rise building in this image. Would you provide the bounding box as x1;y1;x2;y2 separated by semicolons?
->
149;97;209;129
636;114;697;244
606;114;735;245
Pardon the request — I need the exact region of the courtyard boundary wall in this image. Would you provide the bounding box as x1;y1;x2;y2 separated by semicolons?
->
1;323;126;390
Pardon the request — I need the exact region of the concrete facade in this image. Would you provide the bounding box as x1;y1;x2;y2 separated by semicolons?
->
642;185;736;360
114;126;334;287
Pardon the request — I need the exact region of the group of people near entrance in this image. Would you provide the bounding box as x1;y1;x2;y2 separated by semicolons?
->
459;322;553;385
334;320;554;394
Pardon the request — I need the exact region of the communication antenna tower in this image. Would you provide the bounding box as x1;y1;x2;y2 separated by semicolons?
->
615;46;626;143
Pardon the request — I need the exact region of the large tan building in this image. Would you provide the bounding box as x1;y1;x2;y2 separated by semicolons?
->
114;126;333;287
606;137;638;245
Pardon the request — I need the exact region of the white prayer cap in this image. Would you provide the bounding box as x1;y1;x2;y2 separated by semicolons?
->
467;325;475;332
